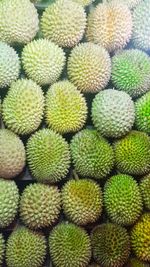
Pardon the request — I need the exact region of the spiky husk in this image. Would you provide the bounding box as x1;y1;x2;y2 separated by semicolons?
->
22;39;65;86
114;131;150;176
67;43;111;93
70;129;114;180
41;0;86;48
2;79;44;135
20;183;61;229
6;226;47;267
92;89;135;138
62;178;103;225
91;223;130;267
49;222;91;267
131;213;150;262
0;129;25;179
104;174;143;226
0;0;39;45
27;128;70;183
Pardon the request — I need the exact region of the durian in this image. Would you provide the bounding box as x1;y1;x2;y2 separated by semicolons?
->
135;91;150;134
45;80;87;134
131;213;150;262
0;129;26;179
140;174;150;210
0;0;39;45
20;183;61;229
6;226;47;267
22;39;65;86
104;174;143;226
67;43;111;93
132;0;150;51
49;222;91;267
2;79;44;135
27;128;70;183
91;223;130;267
114;131;150;176
0;42;20;89
70;129;114;180
0;179;19;228
86;1;132;52
41;0;86;48
62;178;103;225
0;234;5;266
88;264;101;267
111;49;150;98
92;89;135;138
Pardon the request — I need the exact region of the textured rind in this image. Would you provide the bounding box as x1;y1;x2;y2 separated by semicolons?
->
107;0;141;9
0;0;39;45
114;131;150;176
91;223;130;267
126;258;149;267
2;79;44;135
22;39;65;86
104;174;143;226
20;183;61;229
41;0;86;48
73;0;94;6
132;0;150;51
68;43;111;93
140;174;150;210
0;42;20;88
70;129;114;180
0;129;26;179
27;128;70;183
6;226;47;267
0;234;5;267
45;80;87;134
111;49;150;98
86;2;132;52
62;179;103;225
49;223;91;267
135;91;150;134
92;89;135;138
0;179;19;228
131;213;150;262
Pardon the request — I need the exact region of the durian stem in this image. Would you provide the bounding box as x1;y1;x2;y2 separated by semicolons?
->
72;170;79;180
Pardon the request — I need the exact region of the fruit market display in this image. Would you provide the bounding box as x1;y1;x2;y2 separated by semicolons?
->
0;0;149;266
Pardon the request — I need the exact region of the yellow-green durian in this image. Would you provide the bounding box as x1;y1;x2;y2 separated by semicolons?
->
6;226;47;267
70;129;114;180
22;39;65;86
27;128;70;183
20;183;61;229
91;223;130;267
114;131;150;176
49;222;91;267
67;42;111;93
2;79;44;135
45;80;87;134
41;0;86;48
62;178;103;225
131;213;150;262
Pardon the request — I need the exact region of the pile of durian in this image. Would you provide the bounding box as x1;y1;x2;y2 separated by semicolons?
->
0;0;150;266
